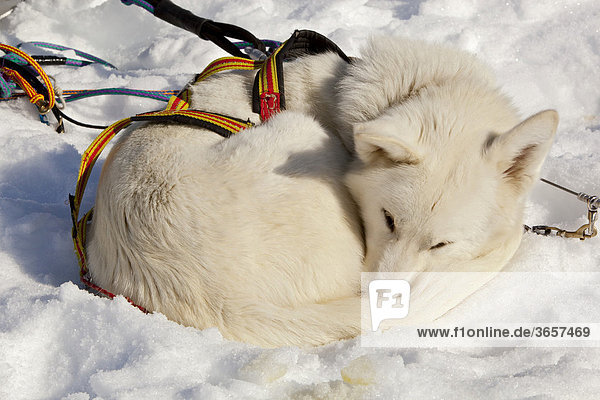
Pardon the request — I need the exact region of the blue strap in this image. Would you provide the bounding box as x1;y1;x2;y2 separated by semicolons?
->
0;73;15;98
62;88;177;103
120;0;155;14
18;42;117;69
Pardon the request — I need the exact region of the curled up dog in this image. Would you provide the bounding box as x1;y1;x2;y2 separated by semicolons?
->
86;37;558;347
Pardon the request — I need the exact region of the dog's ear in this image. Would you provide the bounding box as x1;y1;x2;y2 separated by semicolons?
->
488;110;558;191
353;118;422;165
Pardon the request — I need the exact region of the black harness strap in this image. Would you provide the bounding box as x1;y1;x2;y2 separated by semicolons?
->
281;30;350;63
130;111;253;138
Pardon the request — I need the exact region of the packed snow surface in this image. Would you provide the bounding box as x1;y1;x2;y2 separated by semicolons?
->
1;0;599;398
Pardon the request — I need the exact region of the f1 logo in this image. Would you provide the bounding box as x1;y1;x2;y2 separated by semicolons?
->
369;279;411;331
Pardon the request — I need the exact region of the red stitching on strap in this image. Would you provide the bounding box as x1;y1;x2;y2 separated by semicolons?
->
259;93;280;121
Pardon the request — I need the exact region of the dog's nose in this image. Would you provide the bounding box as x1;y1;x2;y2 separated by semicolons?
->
378;242;424;272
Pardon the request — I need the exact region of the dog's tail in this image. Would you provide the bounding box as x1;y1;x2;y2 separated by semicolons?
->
218;296;361;348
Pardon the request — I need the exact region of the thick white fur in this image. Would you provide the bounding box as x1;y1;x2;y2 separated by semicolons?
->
87;37;558;347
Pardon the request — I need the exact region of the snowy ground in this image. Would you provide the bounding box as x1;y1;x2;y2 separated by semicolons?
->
1;0;599;399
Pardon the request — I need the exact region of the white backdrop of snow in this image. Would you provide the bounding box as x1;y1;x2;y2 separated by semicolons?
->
0;0;599;399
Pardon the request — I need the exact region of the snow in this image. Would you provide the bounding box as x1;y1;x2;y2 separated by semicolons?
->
1;0;599;398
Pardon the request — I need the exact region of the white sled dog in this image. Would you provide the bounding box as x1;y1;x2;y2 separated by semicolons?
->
87;37;558;347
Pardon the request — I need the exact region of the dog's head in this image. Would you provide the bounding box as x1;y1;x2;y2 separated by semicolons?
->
345;86;558;273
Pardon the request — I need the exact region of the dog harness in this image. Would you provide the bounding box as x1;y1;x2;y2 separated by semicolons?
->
69;30;350;309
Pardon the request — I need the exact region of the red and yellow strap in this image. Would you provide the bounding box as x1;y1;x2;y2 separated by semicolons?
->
166;44;289;123
70;116;132;278
194;56;260;83
254;40;287;121
167;56;262;110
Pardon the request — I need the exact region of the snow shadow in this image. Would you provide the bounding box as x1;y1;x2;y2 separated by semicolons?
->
0;142;103;286
367;0;426;20
393;0;426;19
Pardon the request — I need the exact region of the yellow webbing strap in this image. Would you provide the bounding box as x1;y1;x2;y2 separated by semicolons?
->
132;109;253;138
1;68;45;105
255;41;287;121
194;56;261;83
70;116;133;278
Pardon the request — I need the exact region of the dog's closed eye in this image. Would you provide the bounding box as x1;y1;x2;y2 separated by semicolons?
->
382;209;395;233
430;241;451;250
